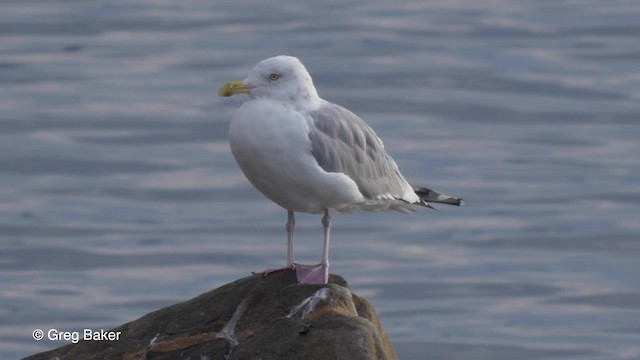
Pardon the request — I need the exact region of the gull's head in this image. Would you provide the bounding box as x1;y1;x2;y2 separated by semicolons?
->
219;55;320;106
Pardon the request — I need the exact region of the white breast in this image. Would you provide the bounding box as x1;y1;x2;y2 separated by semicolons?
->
229;98;364;214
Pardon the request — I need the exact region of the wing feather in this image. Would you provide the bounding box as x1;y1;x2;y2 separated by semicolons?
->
306;101;417;202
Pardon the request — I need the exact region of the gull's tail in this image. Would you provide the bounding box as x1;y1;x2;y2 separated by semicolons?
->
414;187;464;208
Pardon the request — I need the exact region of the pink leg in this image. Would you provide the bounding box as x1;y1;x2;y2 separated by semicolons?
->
296;209;331;285
286;210;295;267
261;211;296;275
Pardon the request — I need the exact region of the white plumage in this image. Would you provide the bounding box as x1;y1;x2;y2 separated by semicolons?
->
220;55;462;284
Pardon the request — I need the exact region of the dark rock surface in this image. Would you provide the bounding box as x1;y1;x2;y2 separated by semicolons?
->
24;271;397;360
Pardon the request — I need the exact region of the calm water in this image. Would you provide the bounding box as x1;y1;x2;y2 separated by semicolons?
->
2;1;640;359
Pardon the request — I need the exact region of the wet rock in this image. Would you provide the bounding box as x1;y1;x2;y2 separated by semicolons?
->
24;271;397;360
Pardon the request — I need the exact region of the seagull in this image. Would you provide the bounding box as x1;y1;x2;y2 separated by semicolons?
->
219;55;462;285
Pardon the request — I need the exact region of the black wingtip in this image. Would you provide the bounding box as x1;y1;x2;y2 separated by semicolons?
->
414;187;463;207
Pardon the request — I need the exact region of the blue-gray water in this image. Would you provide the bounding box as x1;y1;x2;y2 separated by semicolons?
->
2;1;639;359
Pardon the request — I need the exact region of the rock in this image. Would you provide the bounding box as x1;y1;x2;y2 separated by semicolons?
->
24;271;397;360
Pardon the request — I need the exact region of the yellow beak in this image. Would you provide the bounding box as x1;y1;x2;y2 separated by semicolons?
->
218;81;253;97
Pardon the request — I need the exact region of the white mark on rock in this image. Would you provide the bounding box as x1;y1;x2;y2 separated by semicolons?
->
139;332;161;359
217;295;251;358
288;287;330;320
149;333;160;347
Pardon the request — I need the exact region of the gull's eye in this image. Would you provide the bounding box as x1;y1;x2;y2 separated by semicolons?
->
269;73;280;81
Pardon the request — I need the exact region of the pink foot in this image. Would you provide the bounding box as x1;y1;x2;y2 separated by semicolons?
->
295;263;328;285
255;265;295;277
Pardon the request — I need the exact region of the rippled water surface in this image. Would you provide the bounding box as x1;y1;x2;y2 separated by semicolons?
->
2;1;640;359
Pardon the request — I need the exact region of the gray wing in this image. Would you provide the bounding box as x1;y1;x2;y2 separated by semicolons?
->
305;101;416;202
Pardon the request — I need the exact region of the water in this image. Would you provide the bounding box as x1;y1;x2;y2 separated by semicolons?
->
1;0;639;359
